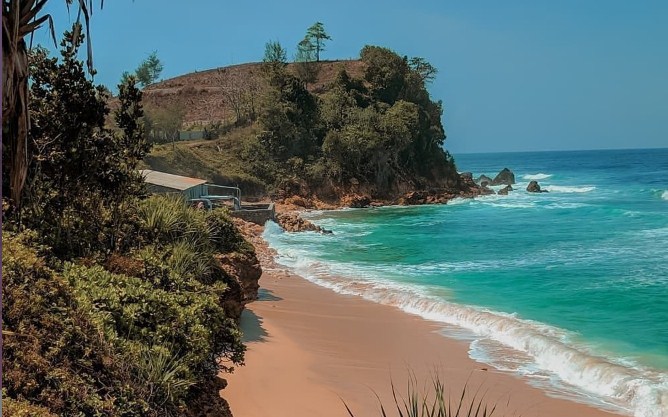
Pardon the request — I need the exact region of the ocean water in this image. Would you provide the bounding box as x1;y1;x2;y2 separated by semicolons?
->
263;148;668;417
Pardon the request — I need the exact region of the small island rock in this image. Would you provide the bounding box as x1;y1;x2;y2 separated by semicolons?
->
476;174;494;185
497;185;513;195
526;181;548;193
491;168;516;186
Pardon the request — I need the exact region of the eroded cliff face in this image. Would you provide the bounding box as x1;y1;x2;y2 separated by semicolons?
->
217;250;262;320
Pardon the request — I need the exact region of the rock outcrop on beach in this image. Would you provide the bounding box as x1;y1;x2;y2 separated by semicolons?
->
491;168;516;186
527;180;548;193
216;251;262;320
276;212;332;234
497;185;513;195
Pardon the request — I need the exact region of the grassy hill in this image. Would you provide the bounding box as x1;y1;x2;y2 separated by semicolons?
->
140;60;368;197
140;48;460;202
143;60;366;127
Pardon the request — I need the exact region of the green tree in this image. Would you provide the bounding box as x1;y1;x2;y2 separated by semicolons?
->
409;57;438;84
2;0;103;211
294;37;319;87
263;39;287;65
360;45;409;104
25;26;149;257
135;50;164;87
258;71;321;161
119;70;133;85
144;102;186;145
304;21;331;62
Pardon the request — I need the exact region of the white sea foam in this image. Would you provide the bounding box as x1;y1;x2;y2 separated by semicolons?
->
486;201;536;209
523;173;553;180
446;197;470;206
544;202;590;209
263;223;668;417
543;185;596;193
662;191;668;201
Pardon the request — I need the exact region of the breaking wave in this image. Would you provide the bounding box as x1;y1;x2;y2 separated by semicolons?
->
263;222;668;417
662;191;668;201
543;185;596;193
523;173;553;180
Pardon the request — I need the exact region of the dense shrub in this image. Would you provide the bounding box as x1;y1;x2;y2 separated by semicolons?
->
138;194;250;255
65;263;244;401
2;232;151;416
2;393;57;417
254;46;457;198
3;23;255;417
2;196;251;416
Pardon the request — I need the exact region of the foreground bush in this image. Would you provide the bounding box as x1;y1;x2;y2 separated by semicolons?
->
65;263;243;386
3;24;254;417
2;232;151;416
2;197;254;416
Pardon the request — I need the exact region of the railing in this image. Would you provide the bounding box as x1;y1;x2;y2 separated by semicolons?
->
198;184;242;210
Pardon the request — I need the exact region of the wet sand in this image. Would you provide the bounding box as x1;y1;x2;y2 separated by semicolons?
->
223;261;622;417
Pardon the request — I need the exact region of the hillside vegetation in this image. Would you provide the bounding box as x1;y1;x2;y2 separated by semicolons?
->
3;26;255;417
142;46;461;202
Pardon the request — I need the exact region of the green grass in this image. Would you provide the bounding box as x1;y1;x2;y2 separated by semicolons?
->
142;124;270;196
344;374;511;417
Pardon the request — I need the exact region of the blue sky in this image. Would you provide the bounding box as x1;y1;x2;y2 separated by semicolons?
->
34;1;667;153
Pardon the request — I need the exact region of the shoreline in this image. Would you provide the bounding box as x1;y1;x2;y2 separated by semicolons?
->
223;223;623;417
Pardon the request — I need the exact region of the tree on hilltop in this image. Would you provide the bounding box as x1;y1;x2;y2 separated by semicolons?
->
294;37;319;87
263;40;287;65
135;51;164;87
304;21;331;62
409;57;438;84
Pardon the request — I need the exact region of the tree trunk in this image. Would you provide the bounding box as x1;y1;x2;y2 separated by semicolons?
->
3;10;31;209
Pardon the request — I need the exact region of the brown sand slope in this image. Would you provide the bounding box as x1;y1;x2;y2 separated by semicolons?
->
141;60;366;126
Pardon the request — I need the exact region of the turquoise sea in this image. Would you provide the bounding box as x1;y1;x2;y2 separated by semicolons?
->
263;148;668;417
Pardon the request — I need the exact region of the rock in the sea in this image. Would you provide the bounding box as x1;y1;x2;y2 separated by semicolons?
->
491;168;516;186
526;180;548;193
497;185;513;195
481;185;495;195
276;212;332;234
476;174;494;185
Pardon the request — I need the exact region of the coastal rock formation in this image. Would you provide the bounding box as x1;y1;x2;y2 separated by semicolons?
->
283;195;316;209
276;212;332;234
216;250;262;320
183;376;233;417
457;172;495;197
476;174;494;185
341;194;372;208
480;184;495;195
460;172;474;183
459;172;478;189
526;180;548;193
491;168;516;186
497;185;513;195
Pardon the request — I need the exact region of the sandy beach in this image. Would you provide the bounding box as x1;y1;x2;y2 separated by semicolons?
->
223;229;622;417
